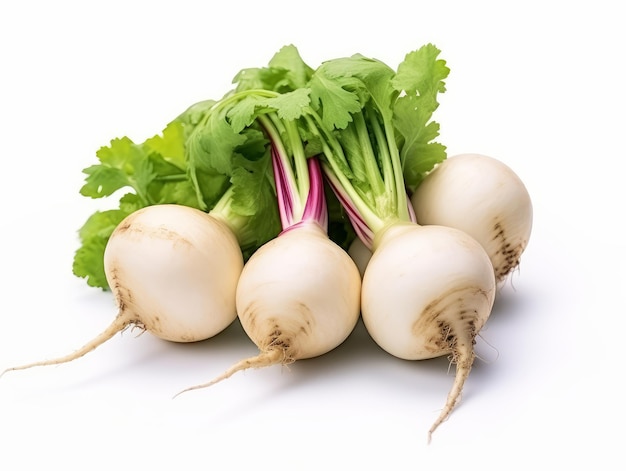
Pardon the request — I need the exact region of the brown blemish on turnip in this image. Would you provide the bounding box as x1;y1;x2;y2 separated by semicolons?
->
413;286;485;356
491;219;527;282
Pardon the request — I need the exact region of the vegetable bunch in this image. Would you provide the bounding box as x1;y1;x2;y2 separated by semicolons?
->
4;44;533;441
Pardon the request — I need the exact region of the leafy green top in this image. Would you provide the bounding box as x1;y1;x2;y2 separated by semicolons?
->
308;44;450;247
73;43;449;288
74;98;281;289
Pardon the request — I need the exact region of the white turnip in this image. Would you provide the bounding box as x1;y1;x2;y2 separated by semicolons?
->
177;220;361;394
2;203;243;376
411;153;533;283
174;110;361;394
237;221;360;362
360;221;496;440
309;48;499;440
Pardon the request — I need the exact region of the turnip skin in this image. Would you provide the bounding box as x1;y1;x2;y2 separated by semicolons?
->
175;221;361;393
361;221;496;440
238;222;361;359
411;153;533;283
2;204;243;376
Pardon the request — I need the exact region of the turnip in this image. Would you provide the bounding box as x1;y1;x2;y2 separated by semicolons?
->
2;203;244;376
411;153;533;283
361;222;495;440
175;102;361;395
308;45;497;440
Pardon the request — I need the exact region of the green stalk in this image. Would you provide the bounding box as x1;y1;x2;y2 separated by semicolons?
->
383;116;411;223
302;111;385;239
208;186;252;248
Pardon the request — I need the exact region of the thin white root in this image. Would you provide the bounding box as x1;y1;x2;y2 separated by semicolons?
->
172;348;285;398
0;313;131;378
475;332;500;365
427;342;475;444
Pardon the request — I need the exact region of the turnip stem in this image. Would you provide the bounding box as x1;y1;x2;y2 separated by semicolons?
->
0;313;132;377
172;349;285;398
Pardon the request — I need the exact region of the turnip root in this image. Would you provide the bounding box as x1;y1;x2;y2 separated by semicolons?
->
2;204;243;376
411;153;533;284
360;221;496;441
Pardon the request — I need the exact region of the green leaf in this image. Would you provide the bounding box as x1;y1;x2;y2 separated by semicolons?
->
80;137;144;199
227;94;268;133
268;44;315;89
80;164;131;199
187;109;247;177
174;99;216;132
317;55;397;120
79;137;158;205
117;192;144;214
73;237;109;289
401;139;447;189
392;44;450;191
233;44;314;93
230;151;280;244
392;43;450;98
267;88;311;121
144;121;186;169
309;72;362;130
73;209;130;289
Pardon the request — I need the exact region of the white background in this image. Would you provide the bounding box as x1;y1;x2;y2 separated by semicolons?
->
1;1;623;468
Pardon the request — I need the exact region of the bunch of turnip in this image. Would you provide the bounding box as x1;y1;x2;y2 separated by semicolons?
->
2;44;534;444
